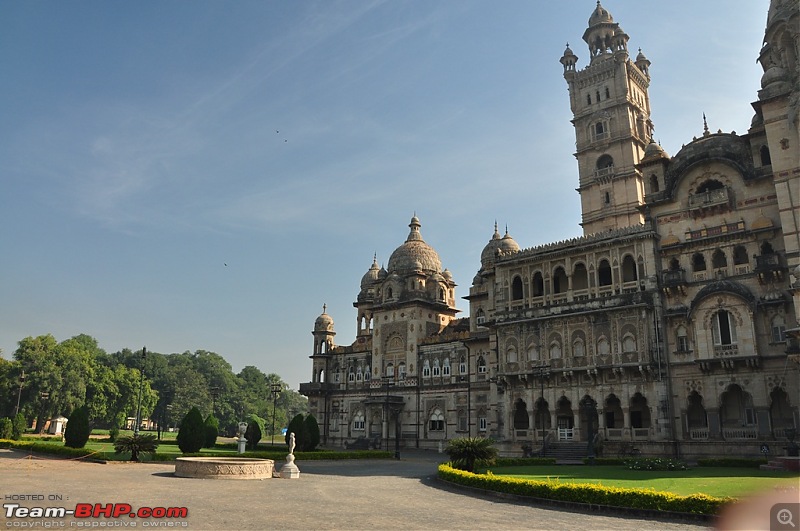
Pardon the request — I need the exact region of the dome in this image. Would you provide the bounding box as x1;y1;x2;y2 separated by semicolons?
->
752;212;774;230
442;268;453;281
589;1;614;26
387;216;443;275
661;232;680;247
761;65;789;89
642;141;669;162
636;48;648;63
314;305;334;332
360;255;381;289
480;223;520;269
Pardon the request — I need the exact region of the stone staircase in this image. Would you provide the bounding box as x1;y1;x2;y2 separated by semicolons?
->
541;441;589;463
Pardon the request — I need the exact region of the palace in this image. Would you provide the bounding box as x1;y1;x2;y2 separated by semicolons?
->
300;1;800;458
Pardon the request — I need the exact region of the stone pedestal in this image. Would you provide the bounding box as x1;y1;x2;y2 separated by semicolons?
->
238;436;247;454
280;454;300;479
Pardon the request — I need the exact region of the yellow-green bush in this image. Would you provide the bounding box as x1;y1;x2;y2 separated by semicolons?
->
437;463;731;515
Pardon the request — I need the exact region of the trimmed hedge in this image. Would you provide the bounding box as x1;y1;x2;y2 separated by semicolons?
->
697;457;768;468
0;439;108;459
438;463;732;516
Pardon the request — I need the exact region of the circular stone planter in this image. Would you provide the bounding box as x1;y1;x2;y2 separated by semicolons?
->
174;457;275;480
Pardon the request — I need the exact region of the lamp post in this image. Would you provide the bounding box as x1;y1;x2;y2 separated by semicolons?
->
38;392;49;434
134;347;147;437
270;383;282;445
14;370;26;416
582;398;596;463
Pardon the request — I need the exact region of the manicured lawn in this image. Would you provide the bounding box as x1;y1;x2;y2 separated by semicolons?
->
486;465;800;498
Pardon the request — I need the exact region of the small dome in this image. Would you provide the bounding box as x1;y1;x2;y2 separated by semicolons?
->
589;1;614;26
750;113;764;127
314;305;334;332
563;43;575;57
360;255;381;289
752;213;774;230
481;223;520;269
442;268;453;281
636;48;648;63
387;216;443;275
643;141;669;162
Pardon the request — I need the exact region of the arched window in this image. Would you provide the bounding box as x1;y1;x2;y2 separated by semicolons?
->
650;174;659;193
669;258;680;271
676;325;689;352
398;362;407;380
733;246;748;266
692;253;707;272
429;408;445;431
356;366;363;382
553;266;568;294
712;310;737;346
550;341;562;359
573;338;585;357
513;399;530;430
573;263;588;290
506;347;518;363
511;276;523;300
442;358;451;376
598;259;612;287
622;255;637;282
364;365;370;381
459;355;467;375
687;391;707;430
622;333;637;353
761;241;775;255
760;145;772;166
596;154;614;171
348;367;355;383
432;358;441;377
712;249;727;269
697;179;724;193
604;86;610;99
597;337;610;356
422;360;431;378
477;356;487;374
353;412;365;431
387;287;393;299
771;315;787;343
528;345;539;361
532;272;544;297
386;363;394;377
586;93;592;105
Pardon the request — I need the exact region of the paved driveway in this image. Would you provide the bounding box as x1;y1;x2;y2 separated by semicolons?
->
1;449;710;530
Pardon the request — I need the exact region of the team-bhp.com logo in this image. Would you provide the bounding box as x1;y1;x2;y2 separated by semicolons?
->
4;502;188;523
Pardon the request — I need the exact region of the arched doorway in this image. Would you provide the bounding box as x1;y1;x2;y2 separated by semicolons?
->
513;398;529;435
687;391;708;440
770;388;796;438
720;384;756;439
534;397;551;437
579;396;598;442
629;393;651;439
556;397;574;440
604;394;623;438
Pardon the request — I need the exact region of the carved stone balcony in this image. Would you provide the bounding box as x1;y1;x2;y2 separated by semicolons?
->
754;252;785;283
662;268;687;296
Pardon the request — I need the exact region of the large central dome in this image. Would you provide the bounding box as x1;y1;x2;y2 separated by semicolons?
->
387;216;442;274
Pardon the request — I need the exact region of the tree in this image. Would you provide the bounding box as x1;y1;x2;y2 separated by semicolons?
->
245;414;263;451
176;407;205;454
114;433;159;462
303;414;320;451
445;437;498;472
204;415;219;448
64;405;91;449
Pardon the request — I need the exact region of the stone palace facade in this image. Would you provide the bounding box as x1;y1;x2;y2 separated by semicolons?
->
300;1;800;458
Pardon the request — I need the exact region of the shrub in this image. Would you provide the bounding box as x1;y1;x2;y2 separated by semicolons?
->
12;413;26;440
245;416;263;451
285;414;306;450
625;457;688;471
108;425;120;443
176;407;205;454
697;457;768;468
203;415;219;448
0;418;12;440
114;434;159;462
303;414;320;451
445;437;498;472
64;406;91;449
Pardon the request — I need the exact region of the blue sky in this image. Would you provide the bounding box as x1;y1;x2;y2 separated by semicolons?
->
0;1;767;390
